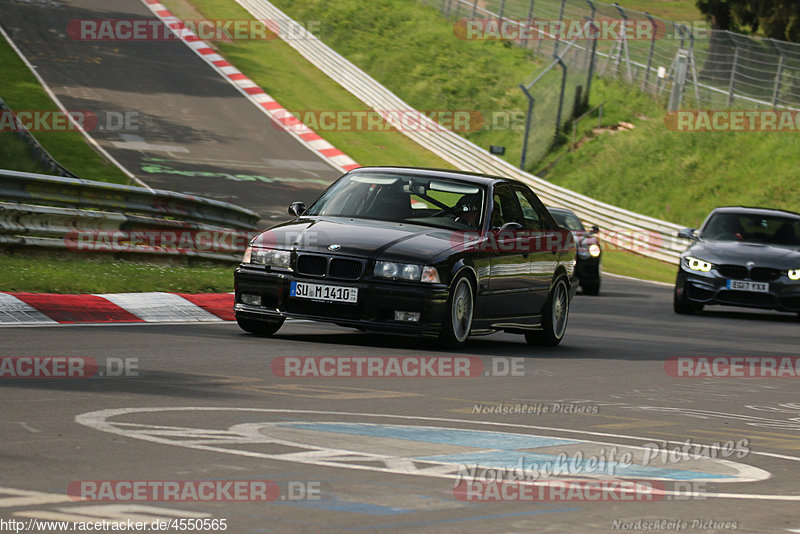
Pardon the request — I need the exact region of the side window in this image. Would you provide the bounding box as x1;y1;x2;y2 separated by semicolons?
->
491;185;523;228
515;186;557;231
513;188;542;231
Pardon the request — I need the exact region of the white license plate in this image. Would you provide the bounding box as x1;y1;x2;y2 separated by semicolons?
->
726;280;769;292
290;281;358;303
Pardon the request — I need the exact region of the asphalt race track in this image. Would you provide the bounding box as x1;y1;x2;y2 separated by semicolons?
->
0;0;342;222
2;276;800;533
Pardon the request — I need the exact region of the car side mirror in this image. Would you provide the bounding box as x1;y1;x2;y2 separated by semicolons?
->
288;201;306;217
677;228;697;241
590;225;599;234
495;222;524;234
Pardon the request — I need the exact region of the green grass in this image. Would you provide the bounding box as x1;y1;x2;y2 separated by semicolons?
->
161;0;452;169
0;255;234;293
538;77;800;229
0;132;50;174
0;37;129;183
610;0;703;21
600;247;677;284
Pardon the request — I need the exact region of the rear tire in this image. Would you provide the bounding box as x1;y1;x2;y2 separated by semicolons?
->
439;274;474;348
526;278;570;346
673;286;703;315
236;316;285;337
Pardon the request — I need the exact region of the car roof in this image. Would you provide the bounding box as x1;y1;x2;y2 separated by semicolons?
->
347;166;521;187
710;206;800;220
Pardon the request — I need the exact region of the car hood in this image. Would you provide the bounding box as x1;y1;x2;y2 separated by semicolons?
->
252;217;460;262
687;240;800;269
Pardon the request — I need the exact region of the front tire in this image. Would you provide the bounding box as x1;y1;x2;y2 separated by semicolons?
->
439;274;474;348
526;277;570;346
581;278;600;295
236;316;285;337
673;285;703;315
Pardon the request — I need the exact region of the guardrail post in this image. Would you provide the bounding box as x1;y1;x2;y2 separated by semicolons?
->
770;40;786;108
642;12;657;92
519;84;535;170
520;0;535;49
554;0;566;55
554;56;569;137
727;35;740;106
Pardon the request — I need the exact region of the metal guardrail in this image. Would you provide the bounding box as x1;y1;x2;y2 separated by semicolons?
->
0;169;260;230
0;170;261;262
0;96;77;178
235;0;690;263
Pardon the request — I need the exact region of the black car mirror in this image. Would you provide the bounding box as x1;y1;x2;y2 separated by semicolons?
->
288;201;306;217
677;228;697;240
494;221;524;234
590;225;600;234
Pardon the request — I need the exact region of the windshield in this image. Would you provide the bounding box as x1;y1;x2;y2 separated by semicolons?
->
304;172;486;230
550;210;585;232
702;212;800;246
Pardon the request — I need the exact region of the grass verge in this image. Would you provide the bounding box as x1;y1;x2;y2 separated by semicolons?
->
0;36;129;183
600;249;677;285
161;0;452;168
0;132;50;174
0;255;234;293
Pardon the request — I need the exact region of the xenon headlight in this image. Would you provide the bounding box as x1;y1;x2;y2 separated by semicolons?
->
588;244;601;257
684;256;713;272
788;269;800;281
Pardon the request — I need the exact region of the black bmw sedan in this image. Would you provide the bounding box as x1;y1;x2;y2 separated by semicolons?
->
674;206;800;316
547;207;602;295
234;167;578;347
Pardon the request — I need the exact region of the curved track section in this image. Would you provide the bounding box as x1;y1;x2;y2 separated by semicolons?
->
0;0;342;222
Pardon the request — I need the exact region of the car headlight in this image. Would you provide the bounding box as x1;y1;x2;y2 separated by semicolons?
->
374;261;439;283
788;269;800;281
248;247;291;269
588;244;601;257
684;256;713;272
242;244;252;264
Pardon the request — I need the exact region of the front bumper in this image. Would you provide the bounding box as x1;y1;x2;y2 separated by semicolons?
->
234;265;450;334
575;256;600;283
676;267;800;313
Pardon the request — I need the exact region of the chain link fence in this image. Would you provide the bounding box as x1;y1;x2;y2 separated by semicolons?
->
425;0;800;166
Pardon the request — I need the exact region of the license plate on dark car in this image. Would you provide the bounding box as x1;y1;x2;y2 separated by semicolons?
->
290;281;358;303
726;280;769;292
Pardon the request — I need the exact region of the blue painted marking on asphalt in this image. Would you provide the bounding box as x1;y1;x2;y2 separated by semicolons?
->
412;451;735;480
277;422;578;450
348;507;579;530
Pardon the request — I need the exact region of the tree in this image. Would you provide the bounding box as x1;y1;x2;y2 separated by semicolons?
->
696;0;800;42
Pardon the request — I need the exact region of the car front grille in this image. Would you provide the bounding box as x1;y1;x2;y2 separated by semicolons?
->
296;254;327;276
751;267;781;282
295;254;364;280
329;258;363;280
717;265;748;279
716;264;781;282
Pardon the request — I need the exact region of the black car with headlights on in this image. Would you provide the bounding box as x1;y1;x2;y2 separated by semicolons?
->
547;207;601;295
234;167;578;347
674;206;800;316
